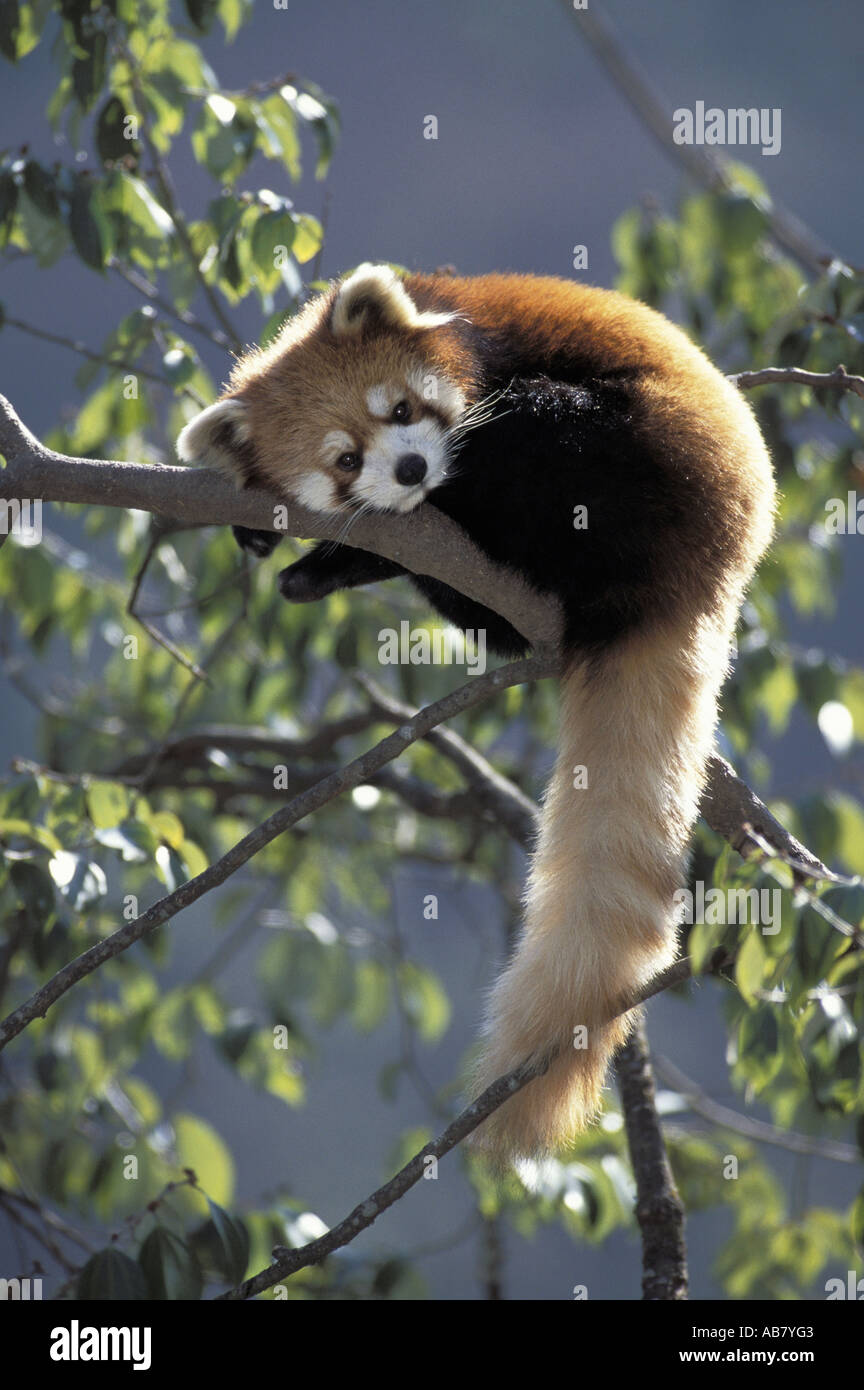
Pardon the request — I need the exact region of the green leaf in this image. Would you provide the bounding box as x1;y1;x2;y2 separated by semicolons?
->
250;209;294;274
49;851;108;912
735;928;767;1006
72;30;106;113
21;157;59;219
96;95;140;164
840;669;864;743
396;962;451;1042
0;167;18;235
152;990;197;1060
716;191;769;255
217;0;249;40
351;958;391;1032
77;1248;149;1300
94;818;155;862
205;1198;249;1283
191;95;257;182
291;213;322;265
173;1114;235;1206
10;859;56;921
67;175;111;271
162;345;197;386
0;0;20;64
102;170;174;242
16;187;67;266
87;780;130;830
139;1227;203;1301
2;817;62;852
184;0;219;31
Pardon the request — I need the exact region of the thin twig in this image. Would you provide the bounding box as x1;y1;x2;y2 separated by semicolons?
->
3;316;205;406
218;953;728;1301
109;257;232;350
731;364;864;402
126;522;210;683
654;1054;860;1164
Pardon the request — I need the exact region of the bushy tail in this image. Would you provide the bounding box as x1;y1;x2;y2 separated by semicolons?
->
470;610;736;1163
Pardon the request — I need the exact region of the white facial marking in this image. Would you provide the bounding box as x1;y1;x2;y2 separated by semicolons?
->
320;429;355;464
366;385;396;419
405;368;466;424
353;417;450;513
293;470;338;514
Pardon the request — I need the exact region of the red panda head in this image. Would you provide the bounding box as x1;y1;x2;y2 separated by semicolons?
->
177;263;474;514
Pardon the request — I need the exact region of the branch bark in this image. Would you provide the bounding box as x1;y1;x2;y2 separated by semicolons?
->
615;1018;688;1301
0;393;562;655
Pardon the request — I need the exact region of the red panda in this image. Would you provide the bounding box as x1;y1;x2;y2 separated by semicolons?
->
177;263;776;1163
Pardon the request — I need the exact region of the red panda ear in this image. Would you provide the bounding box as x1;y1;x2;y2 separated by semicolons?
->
330;263;455;338
176;398;257;485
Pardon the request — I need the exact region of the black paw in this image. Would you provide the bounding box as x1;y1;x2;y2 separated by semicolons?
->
232;525;281;558
278;563;336;603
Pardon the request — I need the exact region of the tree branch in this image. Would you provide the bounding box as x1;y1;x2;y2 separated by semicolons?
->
732;364;864;401
615;1017;688;1300
3;316;205;406
563;3;841;276
0;652;554;1054
0;393;562;655
654;1053;860;1164
218;953;725;1301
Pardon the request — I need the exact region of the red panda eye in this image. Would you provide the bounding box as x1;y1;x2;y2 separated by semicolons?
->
336;452;361;472
392;400;411;423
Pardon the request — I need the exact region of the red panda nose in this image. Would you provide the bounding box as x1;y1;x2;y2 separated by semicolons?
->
395;454;427;486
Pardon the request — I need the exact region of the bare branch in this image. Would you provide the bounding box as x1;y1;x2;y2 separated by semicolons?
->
563;2;840;276
355;671;539;847
3;316;205;406
699;755;833;883
218;952;727;1301
108;257;233;350
655;1054;860;1164
107;712;383;775
731;364;864;402
126;522;210;683
615;1018;688;1301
